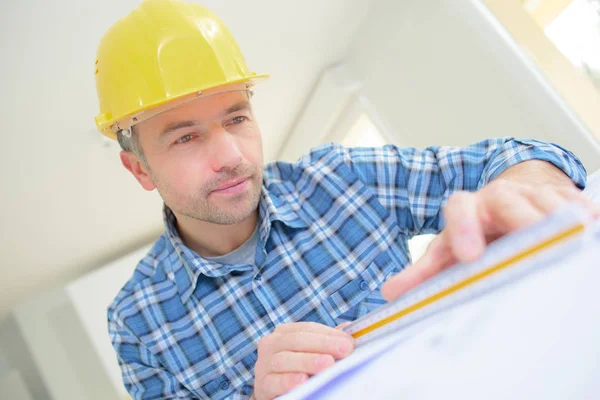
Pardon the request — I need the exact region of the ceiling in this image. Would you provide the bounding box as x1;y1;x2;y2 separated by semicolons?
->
0;0;373;319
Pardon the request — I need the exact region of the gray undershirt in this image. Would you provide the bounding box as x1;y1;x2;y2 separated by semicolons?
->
204;224;259;265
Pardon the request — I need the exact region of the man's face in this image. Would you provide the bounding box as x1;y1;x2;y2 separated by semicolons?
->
133;90;264;225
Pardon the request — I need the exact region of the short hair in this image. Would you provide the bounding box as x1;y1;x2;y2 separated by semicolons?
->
117;126;146;163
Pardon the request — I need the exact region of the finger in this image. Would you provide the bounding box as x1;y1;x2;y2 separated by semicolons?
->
443;191;486;263
260;372;308;400
523;185;568;215
269;351;335;375
481;185;545;233
381;233;455;301
274;322;349;338
557;186;600;218
270;332;354;359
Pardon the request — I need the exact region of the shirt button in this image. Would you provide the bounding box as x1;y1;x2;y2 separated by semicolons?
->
254;273;263;282
359;280;369;291
220;380;230;391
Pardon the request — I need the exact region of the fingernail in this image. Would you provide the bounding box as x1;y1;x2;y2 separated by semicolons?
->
295;374;307;384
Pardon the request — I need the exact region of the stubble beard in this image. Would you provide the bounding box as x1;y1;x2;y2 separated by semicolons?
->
157;165;263;225
183;174;262;225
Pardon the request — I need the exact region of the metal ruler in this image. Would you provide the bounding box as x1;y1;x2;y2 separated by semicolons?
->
343;205;592;346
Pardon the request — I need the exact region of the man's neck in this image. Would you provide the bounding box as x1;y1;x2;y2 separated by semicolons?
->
175;210;259;257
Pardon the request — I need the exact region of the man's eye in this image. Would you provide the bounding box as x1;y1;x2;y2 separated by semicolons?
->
175;134;194;144
231;116;247;124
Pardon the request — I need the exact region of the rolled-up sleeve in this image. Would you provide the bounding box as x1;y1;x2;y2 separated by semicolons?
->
337;137;587;236
476;138;587;188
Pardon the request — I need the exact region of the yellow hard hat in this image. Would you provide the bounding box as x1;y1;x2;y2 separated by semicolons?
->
94;0;269;139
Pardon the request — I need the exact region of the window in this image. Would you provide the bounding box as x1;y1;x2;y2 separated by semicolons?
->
341;114;387;148
524;0;600;92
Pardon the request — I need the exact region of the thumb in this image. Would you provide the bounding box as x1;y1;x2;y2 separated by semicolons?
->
381;232;455;301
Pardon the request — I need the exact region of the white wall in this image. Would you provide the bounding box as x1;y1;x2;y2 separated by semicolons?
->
0;315;51;400
66;245;151;399
0;347;9;377
0;370;34;400
0;242;148;400
344;0;600;170
0;287;124;400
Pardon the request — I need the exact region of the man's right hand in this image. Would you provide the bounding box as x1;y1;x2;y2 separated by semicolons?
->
252;322;355;400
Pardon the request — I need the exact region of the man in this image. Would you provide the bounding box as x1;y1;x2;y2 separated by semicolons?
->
96;1;598;399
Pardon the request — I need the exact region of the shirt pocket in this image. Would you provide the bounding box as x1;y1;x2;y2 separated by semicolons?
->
197;350;257;399
321;251;400;325
357;289;388;319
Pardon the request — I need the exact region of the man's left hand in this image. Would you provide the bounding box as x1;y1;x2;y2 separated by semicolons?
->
381;177;600;302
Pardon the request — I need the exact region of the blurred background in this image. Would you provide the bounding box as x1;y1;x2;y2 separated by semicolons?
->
1;0;599;398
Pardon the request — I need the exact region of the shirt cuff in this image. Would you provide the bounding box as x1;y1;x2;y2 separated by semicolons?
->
478;138;588;189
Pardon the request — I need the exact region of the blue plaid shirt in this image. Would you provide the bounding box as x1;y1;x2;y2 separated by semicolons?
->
108;138;586;399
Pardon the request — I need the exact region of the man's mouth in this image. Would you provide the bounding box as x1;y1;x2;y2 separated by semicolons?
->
211;176;250;195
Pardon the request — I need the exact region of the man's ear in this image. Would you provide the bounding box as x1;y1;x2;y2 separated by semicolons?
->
120;151;156;191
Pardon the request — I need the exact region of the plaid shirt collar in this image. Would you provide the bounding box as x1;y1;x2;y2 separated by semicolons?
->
163;185;308;303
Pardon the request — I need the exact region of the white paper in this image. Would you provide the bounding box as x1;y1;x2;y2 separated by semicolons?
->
282;222;600;399
280;173;600;400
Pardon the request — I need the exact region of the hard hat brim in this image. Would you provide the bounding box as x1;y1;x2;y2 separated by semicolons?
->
96;73;269;140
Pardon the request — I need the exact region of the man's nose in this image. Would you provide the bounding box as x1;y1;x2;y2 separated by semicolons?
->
209;128;243;172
